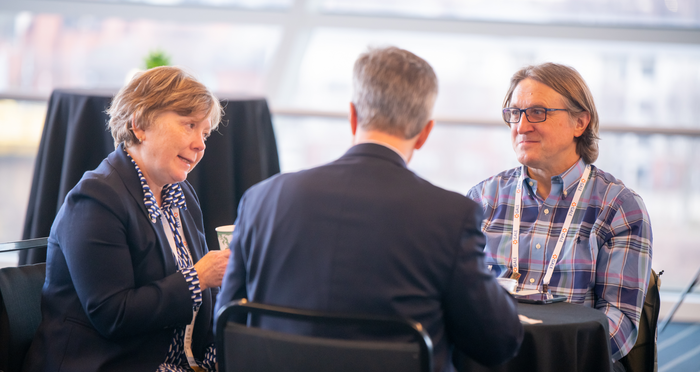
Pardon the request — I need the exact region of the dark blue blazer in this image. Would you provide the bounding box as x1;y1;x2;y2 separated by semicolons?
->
24;145;216;372
216;143;523;372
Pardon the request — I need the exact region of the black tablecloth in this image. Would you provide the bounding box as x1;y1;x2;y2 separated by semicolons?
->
20;89;280;264
455;301;613;372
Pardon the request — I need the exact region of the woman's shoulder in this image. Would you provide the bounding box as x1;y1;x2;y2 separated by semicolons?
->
64;152;137;216
73;157;125;195
52;156;135;239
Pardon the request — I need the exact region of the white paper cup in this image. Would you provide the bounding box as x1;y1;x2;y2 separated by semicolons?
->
215;225;235;250
497;277;517;294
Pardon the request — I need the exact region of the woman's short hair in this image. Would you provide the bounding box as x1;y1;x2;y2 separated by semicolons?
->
503;63;600;164
352;46;438;139
108;66;222;148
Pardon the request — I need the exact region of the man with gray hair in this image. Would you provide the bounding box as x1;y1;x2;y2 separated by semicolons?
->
216;46;523;372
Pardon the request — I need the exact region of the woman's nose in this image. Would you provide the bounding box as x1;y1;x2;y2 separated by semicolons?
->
193;133;206;151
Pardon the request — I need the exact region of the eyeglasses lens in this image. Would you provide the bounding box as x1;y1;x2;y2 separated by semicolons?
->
526;108;546;122
503;109;519;123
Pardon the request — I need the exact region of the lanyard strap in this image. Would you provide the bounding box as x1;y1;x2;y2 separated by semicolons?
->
511;164;591;292
160;208;201;370
162;208;185;259
184;309;202;371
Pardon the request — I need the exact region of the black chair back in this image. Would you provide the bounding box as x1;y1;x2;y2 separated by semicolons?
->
0;238;48;372
216;300;433;372
621;269;662;372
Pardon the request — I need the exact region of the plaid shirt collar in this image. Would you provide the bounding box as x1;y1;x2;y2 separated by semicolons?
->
520;158;588;198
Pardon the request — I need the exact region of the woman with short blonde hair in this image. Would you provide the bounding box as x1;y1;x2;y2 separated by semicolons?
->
25;66;229;372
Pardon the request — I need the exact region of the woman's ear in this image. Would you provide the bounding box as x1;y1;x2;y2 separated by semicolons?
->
131;114;145;143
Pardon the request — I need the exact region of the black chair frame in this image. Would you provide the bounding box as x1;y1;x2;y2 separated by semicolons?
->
216;299;433;372
620;269;662;372
0;238;49;255
0;237;49;372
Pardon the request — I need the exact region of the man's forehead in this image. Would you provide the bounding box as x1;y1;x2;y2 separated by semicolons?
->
512;79;565;106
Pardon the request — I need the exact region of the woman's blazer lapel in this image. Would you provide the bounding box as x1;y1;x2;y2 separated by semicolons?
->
108;145;180;276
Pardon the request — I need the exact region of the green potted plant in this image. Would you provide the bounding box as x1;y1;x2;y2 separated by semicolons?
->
124;50;173;84
144;49;171;69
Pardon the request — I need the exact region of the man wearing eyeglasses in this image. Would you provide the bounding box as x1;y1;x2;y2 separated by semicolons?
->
467;63;652;371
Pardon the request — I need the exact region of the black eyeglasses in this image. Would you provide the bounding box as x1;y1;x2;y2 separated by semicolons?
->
502;107;568;124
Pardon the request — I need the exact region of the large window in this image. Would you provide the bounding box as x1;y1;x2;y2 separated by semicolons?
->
0;12;281;95
321;0;700;27
0;1;698;291
287;28;700;128
0;98;45;267
84;0;293;9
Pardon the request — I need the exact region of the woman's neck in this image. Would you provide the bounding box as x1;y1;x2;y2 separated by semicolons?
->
126;146;163;207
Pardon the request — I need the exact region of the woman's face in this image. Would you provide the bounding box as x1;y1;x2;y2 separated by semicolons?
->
132;110;211;189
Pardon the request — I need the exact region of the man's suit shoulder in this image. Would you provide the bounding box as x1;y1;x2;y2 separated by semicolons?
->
243;157;480;220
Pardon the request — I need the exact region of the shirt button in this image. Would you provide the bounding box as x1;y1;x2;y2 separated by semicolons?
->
529;182;533;186
563;190;568;197
536;244;541;249
544;209;550;215
529;278;535;283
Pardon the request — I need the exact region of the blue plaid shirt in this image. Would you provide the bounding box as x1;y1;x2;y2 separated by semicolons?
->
467;158;653;360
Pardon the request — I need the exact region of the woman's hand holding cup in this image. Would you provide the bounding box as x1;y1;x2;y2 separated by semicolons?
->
194;249;231;290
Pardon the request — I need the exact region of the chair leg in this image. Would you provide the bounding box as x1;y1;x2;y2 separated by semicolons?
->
659;267;700;333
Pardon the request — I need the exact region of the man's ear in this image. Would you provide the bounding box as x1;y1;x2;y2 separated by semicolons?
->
573;111;590;138
414;120;434;150
349;102;358;135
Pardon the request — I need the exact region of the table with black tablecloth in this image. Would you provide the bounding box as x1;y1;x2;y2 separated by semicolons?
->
20;89;280;264
454;301;613;372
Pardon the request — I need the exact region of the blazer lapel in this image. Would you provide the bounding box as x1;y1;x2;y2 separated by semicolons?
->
108;145;179;275
179;209;204;263
108;144;151;219
151;218;179;275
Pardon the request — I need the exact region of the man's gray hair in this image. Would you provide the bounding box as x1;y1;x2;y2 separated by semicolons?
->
352;46;438;139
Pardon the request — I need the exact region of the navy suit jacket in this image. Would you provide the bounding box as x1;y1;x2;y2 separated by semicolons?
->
24;145;216;372
216;143;523;372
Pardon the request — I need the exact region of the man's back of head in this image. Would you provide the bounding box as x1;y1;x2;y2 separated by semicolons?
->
352;46;438;139
217;45;524;372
